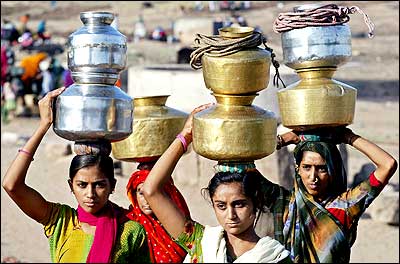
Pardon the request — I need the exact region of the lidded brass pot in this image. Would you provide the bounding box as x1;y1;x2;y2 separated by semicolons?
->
193;27;277;162
202;27;271;95
277;4;357;131
111;96;188;163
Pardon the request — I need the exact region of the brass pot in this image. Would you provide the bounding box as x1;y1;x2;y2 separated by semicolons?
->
277;68;356;130
202;27;271;95
111;96;188;162
193;94;277;162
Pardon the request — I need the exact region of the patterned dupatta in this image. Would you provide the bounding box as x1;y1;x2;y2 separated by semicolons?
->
282;141;352;263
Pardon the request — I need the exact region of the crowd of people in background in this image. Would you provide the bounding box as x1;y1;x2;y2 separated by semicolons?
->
1;14;71;122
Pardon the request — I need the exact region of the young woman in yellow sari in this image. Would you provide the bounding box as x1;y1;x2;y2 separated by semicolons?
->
2;87;150;263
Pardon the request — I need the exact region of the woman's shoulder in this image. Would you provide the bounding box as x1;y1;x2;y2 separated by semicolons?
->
39;202;76;224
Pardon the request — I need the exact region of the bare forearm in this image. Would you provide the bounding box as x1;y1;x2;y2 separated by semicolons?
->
142;138;187;238
3;123;49;191
145;138;185;192
351;137;397;184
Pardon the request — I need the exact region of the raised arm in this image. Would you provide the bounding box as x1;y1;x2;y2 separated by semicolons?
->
343;128;398;184
142;103;213;238
2;87;66;222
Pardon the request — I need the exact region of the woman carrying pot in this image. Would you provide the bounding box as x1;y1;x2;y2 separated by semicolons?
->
2;87;151;263
141;104;291;263
260;128;397;263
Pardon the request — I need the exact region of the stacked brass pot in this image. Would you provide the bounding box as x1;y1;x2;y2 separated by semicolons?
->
193;27;277;162
112;95;188;163
277;4;357;131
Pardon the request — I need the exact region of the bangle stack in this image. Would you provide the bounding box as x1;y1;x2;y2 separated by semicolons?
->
18;149;34;161
176;134;188;153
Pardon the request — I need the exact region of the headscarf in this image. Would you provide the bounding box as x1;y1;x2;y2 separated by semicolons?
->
126;169;190;263
282;140;351;263
77;201;128;263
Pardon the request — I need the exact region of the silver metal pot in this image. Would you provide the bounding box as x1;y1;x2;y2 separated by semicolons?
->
53;83;133;141
67;11;127;84
281;4;352;69
53;11;133;142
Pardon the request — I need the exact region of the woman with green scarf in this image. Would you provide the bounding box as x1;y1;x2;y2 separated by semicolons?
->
260;127;397;263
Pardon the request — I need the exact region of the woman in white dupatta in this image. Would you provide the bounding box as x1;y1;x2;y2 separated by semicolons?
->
142;104;291;263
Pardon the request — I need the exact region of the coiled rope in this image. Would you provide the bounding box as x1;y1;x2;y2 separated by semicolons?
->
189;30;286;88
273;4;375;38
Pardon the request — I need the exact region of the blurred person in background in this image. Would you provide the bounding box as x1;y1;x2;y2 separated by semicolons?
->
19;52;47;95
133;14;147;43
38;58;55;98
36;20;51;43
63;68;73;88
1;81;17;123
1;19;20;45
17;14;31;35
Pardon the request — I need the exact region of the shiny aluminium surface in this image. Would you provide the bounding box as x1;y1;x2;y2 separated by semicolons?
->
281;24;352;70
67;11;127;84
53;83;133;141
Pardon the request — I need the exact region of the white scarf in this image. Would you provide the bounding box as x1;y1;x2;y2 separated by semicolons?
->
184;225;290;263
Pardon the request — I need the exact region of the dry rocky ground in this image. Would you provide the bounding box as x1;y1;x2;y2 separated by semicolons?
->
1;1;399;263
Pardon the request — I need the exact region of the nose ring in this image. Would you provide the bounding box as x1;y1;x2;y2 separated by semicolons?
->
314;178;319;183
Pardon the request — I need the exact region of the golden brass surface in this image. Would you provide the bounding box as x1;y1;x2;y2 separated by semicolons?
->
134;95;169;106
214;93;257;106
218;26;254;38
202;48;271;95
278;68;356;130
112;96;188;162
193;101;277;162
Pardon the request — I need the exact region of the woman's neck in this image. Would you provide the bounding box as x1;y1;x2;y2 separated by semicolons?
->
224;227;259;260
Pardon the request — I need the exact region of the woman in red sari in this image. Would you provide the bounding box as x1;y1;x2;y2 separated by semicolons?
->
126;160;191;263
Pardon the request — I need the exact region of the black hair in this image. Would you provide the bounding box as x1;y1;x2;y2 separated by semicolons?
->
201;170;268;215
69;154;116;189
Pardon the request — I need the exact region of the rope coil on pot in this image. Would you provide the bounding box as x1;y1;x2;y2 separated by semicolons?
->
189;30;286;88
273;4;375;38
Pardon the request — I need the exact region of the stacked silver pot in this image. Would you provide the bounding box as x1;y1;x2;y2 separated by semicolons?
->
277;4;357;131
53;11;133;143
